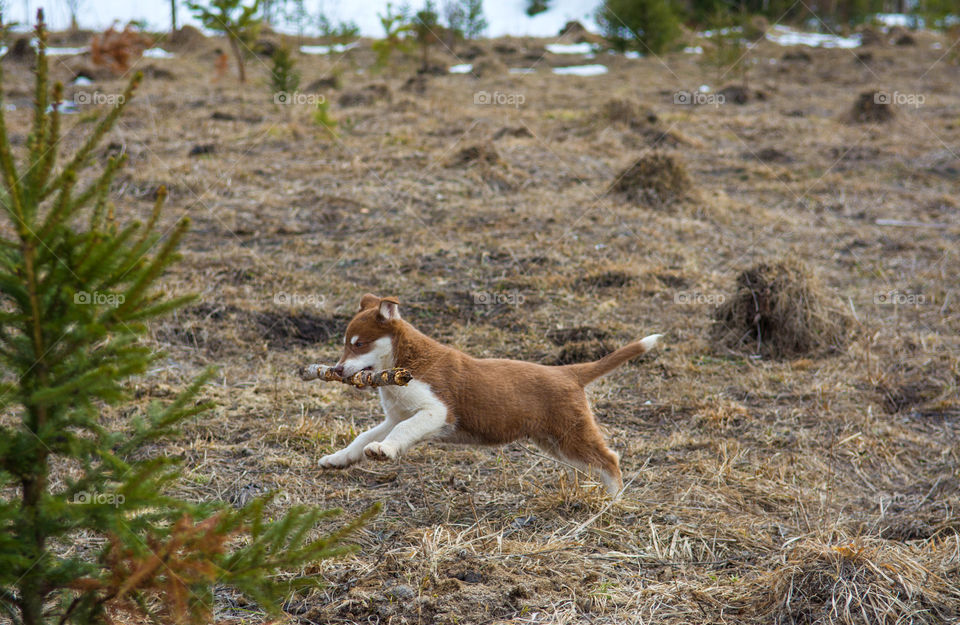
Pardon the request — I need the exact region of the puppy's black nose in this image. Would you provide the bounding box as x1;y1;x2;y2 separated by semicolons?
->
332;364;344;377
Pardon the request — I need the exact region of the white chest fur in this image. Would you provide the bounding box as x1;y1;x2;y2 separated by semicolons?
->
379;380;447;423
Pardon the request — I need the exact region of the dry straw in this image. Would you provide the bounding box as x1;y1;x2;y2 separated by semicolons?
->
712;258;853;359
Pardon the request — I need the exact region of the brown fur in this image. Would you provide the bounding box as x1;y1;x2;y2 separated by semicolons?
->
332;294;661;494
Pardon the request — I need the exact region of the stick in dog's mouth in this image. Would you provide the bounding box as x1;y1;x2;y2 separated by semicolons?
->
298;364;413;388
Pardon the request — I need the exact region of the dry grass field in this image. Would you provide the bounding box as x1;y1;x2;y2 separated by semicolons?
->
6;21;959;624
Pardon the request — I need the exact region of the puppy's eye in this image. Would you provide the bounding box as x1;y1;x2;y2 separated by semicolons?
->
354;340;365;348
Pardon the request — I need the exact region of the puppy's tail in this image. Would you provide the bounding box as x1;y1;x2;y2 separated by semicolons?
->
567;334;662;386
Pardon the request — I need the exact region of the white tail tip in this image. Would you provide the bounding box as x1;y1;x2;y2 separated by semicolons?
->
640;334;662;351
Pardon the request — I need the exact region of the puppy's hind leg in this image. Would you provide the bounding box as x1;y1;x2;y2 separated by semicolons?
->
558;431;623;497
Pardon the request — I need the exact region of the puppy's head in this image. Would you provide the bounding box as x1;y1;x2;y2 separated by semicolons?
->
334;294;402;377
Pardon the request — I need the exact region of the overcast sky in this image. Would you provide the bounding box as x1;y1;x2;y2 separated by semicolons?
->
5;0;601;37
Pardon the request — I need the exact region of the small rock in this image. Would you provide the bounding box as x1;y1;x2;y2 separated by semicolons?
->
451;570;483;583
189;144;216;156
385;584;415;600
492;126;533;140
142;64;175;80
782;50;811;62
306;76;340;91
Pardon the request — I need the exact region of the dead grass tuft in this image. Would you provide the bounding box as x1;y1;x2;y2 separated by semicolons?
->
582;268;637;289
609;152;693;207
446;142;502;168
599;98;658;129
338;83;392;107
472;57;507;77
742;536;960;624
552;339;613;365
712;258;852;359
850;90;895;123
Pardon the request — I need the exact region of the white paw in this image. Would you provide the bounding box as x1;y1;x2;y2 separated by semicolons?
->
363;441;400;461
318;450;356;469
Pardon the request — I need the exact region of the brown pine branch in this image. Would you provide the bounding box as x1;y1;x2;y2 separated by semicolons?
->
298;364;413;388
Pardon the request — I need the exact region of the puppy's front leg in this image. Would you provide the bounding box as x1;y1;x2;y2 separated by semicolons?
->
319;419;396;468
363;407;447;461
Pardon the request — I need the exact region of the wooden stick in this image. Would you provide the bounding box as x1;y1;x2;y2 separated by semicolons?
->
298;364;413;388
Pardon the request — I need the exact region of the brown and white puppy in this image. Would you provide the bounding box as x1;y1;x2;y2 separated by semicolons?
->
320;293;661;495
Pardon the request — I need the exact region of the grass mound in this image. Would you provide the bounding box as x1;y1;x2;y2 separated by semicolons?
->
712;258;851;359
851;90;894;123
552;339;613;365
609;153;692;207
600;98;658;129
746;537;960;624
472;57;507;77
446;143;502;168
168;25;210;53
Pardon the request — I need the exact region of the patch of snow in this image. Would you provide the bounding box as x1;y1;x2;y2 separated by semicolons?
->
873;13;924;28
931;41;943;49
765;25;861;49
509;68;536;74
143;48;174;59
698;84;711;93
698;26;743;38
684;46;703;54
546;42;596;54
552;64;607;76
624;50;642;59
449;63;472;74
300;41;360;55
72;76;94;86
48;101;79;114
46;46;86;56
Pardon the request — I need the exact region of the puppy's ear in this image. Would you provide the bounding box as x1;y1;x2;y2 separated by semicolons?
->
377;297;401;322
359;293;380;311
